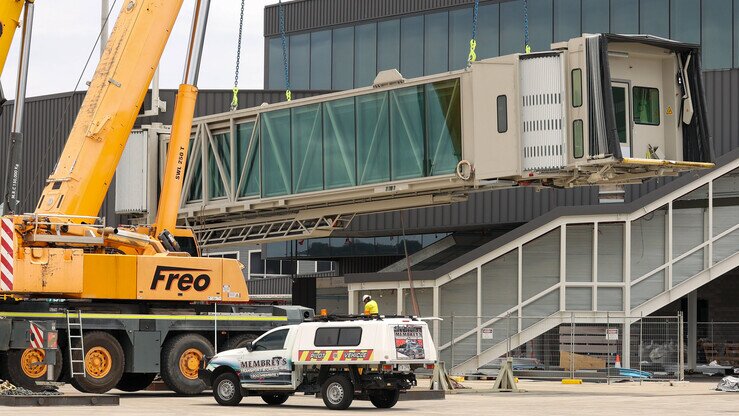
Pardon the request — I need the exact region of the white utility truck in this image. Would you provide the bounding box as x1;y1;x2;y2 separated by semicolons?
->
199;316;438;410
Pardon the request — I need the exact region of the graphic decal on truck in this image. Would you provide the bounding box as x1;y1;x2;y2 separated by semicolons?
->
239;357;291;384
298;349;374;362
394;325;425;359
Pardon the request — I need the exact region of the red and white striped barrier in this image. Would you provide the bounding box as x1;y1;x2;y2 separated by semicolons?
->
0;218;14;292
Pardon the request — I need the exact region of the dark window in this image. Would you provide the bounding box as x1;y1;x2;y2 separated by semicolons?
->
355;23;377;87
253;329;289;351
289;33;310;90
174;237;199;257
267;37;284;90
249;252;264;274
281;260;297;275
633;87;660;125
527;0;553;52
610;0;638;33
310;30;332;90
573;119;584;159
571;69;582;107
424;11;448;75
671;0;700;44
317;261;334;272
477;3;500;59
640;0;669;38
702;0;732;69
377;19;400;72
500;1;524;55
314;327;362;347
554;0;581;42
332;27;354;90
497;95;508;133
400;16;424;78
266;259;281;275
582;0;610;34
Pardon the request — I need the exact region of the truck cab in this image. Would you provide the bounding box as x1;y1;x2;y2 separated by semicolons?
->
200;317;438;410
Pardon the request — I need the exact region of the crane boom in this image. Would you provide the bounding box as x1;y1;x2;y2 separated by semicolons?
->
35;0;184;218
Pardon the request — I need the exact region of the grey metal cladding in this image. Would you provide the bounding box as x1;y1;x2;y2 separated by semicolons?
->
338;69;737;236
264;0;506;36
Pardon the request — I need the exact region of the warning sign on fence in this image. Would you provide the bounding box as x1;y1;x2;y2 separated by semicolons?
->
482;328;493;340
605;328;619;341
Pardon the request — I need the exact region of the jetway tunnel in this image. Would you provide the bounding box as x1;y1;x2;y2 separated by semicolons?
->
159;34;714;245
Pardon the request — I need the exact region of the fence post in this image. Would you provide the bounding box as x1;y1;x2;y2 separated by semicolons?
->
450;314;455;372
570;312;575;380
606;312;611;384
678;312;684;381
506;312;511;358
639;312;643;384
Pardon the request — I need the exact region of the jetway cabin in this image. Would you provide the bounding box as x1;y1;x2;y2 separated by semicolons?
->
170;34;713;243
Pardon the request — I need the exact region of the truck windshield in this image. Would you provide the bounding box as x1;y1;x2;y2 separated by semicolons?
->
253;328;288;351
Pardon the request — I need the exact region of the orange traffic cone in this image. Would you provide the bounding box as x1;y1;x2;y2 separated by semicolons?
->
615;354;622;368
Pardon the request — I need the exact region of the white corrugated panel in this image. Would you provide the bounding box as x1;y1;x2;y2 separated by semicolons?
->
520;54;567;171
115;130;148;214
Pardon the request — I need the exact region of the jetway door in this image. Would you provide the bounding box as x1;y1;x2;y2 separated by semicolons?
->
520;54;566;171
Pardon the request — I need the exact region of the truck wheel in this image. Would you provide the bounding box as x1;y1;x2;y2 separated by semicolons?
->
161;333;213;395
369;388;400;409
223;333;257;351
115;372;157;392
321;374;354;410
70;331;125;394
213;372;242;406
261;393;289;405
4;348;62;391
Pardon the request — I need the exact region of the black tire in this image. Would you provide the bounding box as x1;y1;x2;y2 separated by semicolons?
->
321;374;354;410
369;389;400;409
261;393;289;405
223;333;257;351
161;333;214;395
115;372;157;392
70;331;125;394
213;372;242;406
4;348;62;392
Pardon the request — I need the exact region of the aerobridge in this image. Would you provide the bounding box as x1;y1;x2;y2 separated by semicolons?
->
174;34;713;245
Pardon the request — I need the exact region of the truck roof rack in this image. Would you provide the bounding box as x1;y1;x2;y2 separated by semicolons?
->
308;314;418;322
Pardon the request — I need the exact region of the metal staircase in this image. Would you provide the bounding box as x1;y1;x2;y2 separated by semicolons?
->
66;310;86;378
347;152;739;375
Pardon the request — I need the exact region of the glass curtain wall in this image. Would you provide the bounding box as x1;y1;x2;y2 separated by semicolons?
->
267;0;738;90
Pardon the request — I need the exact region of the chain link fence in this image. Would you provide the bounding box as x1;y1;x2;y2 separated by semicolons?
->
439;313;684;382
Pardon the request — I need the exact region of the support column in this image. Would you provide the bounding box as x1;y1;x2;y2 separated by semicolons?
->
688;290;697;371
621;319;631;369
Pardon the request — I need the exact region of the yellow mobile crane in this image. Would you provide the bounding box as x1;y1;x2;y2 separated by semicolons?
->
0;0;310;395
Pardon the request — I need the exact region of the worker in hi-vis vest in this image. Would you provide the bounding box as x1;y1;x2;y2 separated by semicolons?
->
363;295;379;315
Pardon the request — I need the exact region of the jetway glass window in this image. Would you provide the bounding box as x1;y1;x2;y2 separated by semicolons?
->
670;0;700;44
187;138;202;201
582;0;610;34
390;86;426;180
598;223;624;282
332;27;354;90
427;79;462;175
378;20;400;72
702;0;733;69
631;206;667;280
310;30;332;90
237;122;260;198
610;0;638;34
292;104;324;193
401;16;424;79
324;98;356;189
355;23;377;87
640;0;669;38
261;109;291;197
424;12;449;75
209;133;230;199
633;87;660;125
357;92;391;185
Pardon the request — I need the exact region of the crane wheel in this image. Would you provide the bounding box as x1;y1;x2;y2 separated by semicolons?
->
70;331;125;394
161;333;213;395
115;372;157;392
223;333;257;351
3;348;62;391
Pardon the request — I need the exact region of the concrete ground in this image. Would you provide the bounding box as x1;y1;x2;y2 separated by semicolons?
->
4;379;736;415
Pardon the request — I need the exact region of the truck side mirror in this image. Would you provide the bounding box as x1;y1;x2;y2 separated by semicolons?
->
245;341;253;352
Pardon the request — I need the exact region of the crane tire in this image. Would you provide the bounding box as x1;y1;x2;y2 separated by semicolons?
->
70;331;125;394
161;333;213;395
4;347;62;391
115;372;157;392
